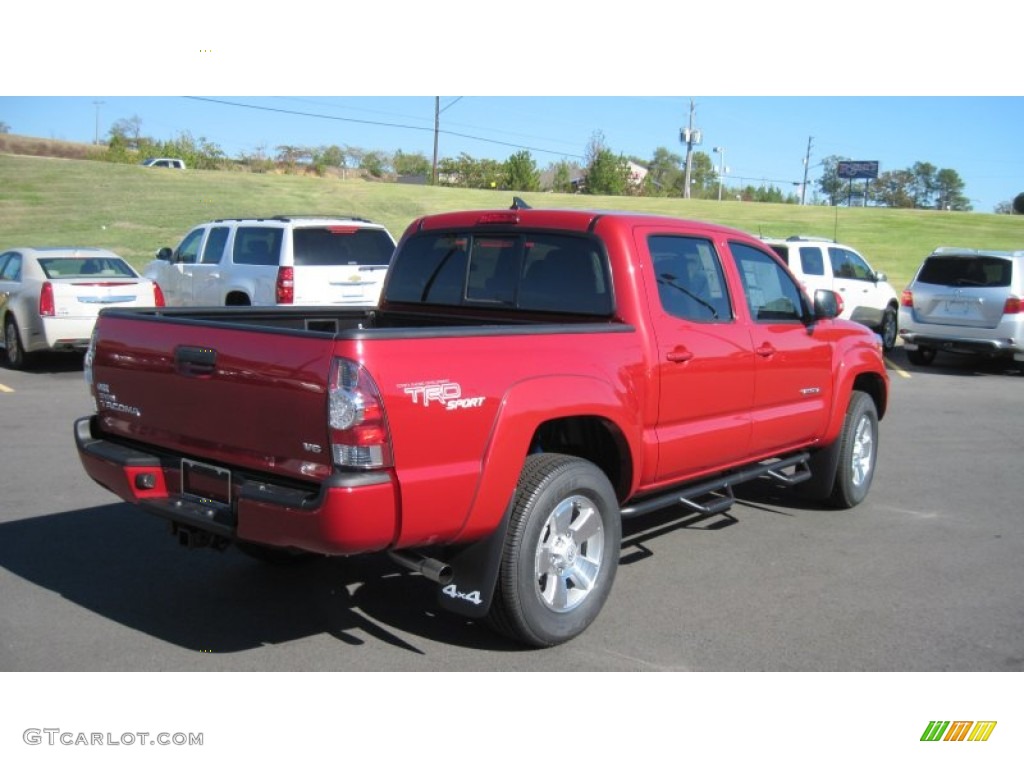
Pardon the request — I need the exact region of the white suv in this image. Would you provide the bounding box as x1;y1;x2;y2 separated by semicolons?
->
144;215;396;307
762;236;899;351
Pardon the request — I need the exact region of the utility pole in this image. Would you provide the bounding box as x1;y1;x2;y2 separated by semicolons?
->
801;136;813;205
432;97;440;185
93;100;105;145
680;99;699;199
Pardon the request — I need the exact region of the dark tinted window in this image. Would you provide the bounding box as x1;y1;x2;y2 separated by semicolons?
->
233;227;283;266
798;246;825;276
650;235;731;321
292;227;395;267
386;231;612;315
0;252;21;281
917;255;1012;288
201;227;230;264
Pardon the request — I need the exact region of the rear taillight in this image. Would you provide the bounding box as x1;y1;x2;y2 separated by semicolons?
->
900;289;914;308
1003;296;1021;315
39;281;55;316
276;266;294;304
153;283;166;307
328;358;392;469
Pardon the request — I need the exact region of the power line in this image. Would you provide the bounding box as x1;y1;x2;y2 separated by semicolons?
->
183;96;585;160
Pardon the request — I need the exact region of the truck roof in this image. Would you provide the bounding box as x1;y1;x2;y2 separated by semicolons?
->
406;207;758;241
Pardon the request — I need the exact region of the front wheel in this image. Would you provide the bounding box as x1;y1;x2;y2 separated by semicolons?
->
880;307;897;352
829;392;879;508
487;454;621;647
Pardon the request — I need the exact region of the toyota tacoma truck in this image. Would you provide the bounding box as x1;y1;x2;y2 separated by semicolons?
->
75;202;889;647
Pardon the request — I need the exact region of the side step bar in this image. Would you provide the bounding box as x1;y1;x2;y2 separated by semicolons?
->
620;452;811;519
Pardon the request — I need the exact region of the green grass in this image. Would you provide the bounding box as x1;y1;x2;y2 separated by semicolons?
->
3;153;1022;289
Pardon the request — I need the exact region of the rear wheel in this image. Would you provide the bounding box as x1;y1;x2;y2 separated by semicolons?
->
829;392;879;508
4;316;29;369
487;453;620;647
906;347;936;366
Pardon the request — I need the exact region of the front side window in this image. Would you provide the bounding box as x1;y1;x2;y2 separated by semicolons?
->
731;242;805;323
175;229;204;265
830;247;874;280
649;235;731;322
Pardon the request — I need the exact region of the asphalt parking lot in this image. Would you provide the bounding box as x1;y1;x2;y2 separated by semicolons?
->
1;349;1022;673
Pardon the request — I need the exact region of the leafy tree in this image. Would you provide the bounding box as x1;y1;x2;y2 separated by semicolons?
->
360;150;391;178
584;131;631;196
817;155;848;206
689;151;718;197
503;150;541;192
873;169;916;208
547;160;578;193
934;168;971;211
393;149;431;177
1015;192;1024;214
312;145;345;176
108;115;143;149
643;146;683;197
909;161;938;208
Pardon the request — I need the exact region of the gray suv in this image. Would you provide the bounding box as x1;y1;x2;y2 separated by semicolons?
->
898;247;1024;367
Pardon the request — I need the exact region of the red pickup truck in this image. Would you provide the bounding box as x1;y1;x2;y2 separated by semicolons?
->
75;203;888;647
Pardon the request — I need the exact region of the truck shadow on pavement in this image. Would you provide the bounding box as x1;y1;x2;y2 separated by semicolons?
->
0;503;519;659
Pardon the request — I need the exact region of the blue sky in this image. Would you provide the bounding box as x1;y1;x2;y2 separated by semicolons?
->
4;95;1021;212
4;2;1021;213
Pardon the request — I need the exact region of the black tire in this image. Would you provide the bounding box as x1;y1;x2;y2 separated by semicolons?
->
487;453;621;647
906;347;936;366
829;392;879;509
235;540;314;565
4;315;29;370
879;307;898;352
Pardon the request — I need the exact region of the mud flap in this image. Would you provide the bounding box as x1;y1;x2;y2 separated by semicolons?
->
436;499;514;619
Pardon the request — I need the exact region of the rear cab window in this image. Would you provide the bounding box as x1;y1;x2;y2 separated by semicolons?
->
386;231;613;315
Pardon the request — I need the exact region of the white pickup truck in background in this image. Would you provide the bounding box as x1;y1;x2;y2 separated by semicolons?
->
143;215;396;307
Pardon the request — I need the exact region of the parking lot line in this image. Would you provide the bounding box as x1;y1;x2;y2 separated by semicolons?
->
886;359;912;379
0;382;13;393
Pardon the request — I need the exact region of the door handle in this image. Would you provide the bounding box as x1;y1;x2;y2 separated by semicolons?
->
666;347;694;363
756;343;776;358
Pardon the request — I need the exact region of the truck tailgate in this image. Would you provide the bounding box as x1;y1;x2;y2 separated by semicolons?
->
89;313;337;483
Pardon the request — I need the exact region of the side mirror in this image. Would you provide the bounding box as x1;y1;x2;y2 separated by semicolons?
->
874;271;888;283
156;247;173;262
813;289;842;320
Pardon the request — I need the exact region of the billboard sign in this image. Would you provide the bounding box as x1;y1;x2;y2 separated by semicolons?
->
837;161;879;180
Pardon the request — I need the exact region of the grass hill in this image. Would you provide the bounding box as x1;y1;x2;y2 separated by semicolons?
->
2;138;1022;289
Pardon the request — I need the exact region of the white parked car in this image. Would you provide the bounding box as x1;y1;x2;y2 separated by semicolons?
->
761;236;900;351
141;157;186;169
0;247;165;369
143;215;396;307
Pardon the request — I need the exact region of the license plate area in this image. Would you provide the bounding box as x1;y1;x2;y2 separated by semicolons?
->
181;458;232;509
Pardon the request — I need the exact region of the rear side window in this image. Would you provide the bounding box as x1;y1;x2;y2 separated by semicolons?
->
292;227;395;267
233;227;283;266
386;231;613;315
650;235;731;322
798;246;825;276
916;255;1012;288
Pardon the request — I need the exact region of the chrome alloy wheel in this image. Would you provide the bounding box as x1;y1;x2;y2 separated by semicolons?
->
534;494;606;613
850;414;874;487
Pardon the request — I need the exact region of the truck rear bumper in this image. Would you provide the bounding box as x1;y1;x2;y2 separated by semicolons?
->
74;416;399;555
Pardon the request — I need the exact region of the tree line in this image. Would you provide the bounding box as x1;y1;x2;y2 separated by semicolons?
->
98;116;1017;213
